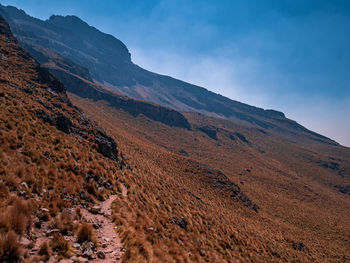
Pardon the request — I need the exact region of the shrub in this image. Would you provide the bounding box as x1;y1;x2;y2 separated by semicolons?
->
0;214;9;234
76;223;96;245
50;233;69;256
58;211;73;235
4;175;18;191
38;242;50;258
0;231;22;263
8;199;31;236
37;210;50;222
84;182;97;196
75;208;81;219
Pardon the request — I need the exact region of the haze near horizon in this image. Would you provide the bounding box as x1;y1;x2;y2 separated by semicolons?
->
1;0;349;146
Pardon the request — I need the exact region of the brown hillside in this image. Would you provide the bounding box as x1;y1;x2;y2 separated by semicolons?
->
70;93;350;263
0;15;127;262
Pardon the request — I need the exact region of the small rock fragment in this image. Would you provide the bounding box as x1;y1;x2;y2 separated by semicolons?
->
97;251;106;259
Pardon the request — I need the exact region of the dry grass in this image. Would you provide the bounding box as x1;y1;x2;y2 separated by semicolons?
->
0;198;32;240
8;199;32;236
76;223;97;246
0;19;122;261
0;231;23;263
50;233;70;257
38;242;50;258
1;15;350;262
71;94;350;262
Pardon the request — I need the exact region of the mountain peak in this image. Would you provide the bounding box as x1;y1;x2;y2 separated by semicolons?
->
48;14;90;28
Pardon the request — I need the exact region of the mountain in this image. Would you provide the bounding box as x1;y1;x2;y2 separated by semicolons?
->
0;4;339;146
1;6;350;263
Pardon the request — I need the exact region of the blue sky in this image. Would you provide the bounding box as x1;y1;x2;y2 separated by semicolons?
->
1;0;350;146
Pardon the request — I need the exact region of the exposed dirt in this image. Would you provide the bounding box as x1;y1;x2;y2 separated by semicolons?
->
120;183;127;197
80;193;125;262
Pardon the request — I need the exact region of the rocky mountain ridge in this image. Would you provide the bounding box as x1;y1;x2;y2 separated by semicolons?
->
0;4;339;146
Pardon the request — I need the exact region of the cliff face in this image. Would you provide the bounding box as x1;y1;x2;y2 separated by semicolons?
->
50;68;191;129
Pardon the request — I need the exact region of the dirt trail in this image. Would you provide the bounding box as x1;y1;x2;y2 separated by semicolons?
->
24;184;127;262
120;183;127;197
81;188;126;262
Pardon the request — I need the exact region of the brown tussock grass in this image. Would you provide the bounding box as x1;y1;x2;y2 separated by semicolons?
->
0;231;23;263
76;223;97;247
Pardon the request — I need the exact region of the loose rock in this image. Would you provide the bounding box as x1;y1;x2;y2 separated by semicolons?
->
97;251;106;259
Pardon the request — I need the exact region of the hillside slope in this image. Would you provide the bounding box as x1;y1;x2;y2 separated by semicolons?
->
0;4;339;146
0;15;128;262
1;9;350;263
69;92;350;262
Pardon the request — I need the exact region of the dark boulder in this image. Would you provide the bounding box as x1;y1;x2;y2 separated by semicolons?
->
335;185;350;195
189;161;259;212
95;130;118;161
97;251;105;259
292;242;309;253
36;66;66;94
56;113;73;134
231;183;259;212
172;216;188;230
234;132;249;144
179;149;189;156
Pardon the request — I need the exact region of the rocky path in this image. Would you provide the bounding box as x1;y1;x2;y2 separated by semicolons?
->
22;184;128;262
80;193;125;263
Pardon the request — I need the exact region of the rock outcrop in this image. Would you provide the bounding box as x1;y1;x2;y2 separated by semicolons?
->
95;129;119;161
189;161;259;212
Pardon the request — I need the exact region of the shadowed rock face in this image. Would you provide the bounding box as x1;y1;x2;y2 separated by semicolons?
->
0;14;65;95
198;126;217;140
49;69;191;129
0;4;339;146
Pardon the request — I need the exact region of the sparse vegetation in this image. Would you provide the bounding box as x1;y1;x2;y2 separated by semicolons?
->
76;223;96;246
0;231;23;263
50;233;69;257
72;93;350;262
38;242;50;258
0;16;121;261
